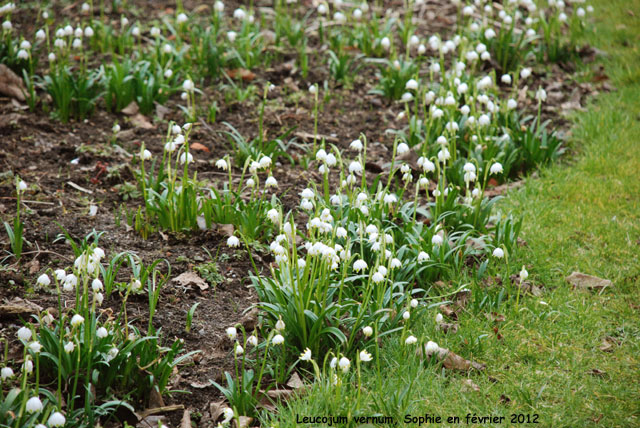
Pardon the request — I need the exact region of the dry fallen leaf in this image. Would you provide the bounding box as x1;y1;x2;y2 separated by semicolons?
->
131;113;155;129
599;336;620;352
0;298;44;318
173;271;209;291
190;142;210;152
148;386;165;409
227;68;257;82
461;378;480;392
209;400;226;422
121;101;140;115
0;64;26;101
235;416;253;428
180;409;191;428
437;322;459;334
286;372;304;389
566;272;612;291
419;345;486;372
217;224;235;237
442;350;486;371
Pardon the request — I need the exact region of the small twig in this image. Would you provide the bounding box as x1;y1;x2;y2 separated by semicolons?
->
0;197;55;205
66;181;93;194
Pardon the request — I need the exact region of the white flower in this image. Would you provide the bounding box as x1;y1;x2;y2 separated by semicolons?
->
435;313;443;324
501;74;512;85
490;162;503;175
179;152;193;165
182;79;194;92
215;159;229;170
234;343;244;355
372;272;385;283
64;341;75;353
272;334;284;345
350;139;363;151
96;327;108;338
84;26;94;37
507;99;518;110
63;274;77;291
519;266;529;281
177;13;188;24
396;142;409;155
299;348;312;361
1;367;14;380
2;20;12;31
26;396;43;413
520;67;532;80
48;412;66;427
405;79;418;91
417;251;430;262
308;84;318;94
317;3;327;14
94;292;104;306
431;235;443;246
17;326;32;341
259;156;272;169
380;36;390;50
71;314;85;327
477;75;492;90
106;347;119;361
28;341;42;353
383;193;397;205
425;340;440;355
405;335;418;345
131;279;142;292
348;161;363;175
493;248;504;258
23;359;33;373
227;31;237;43
247;335;258;346
353;259;367;272
141;149;152;160
362;326;373;337
359;350;373;362
410;299;419;308
222;407;234;424
16;49;28;60
463;162;476;174
233;8;246;20
275;318;285;331
402;311;410;320
535;88;547;102
264;176;277;188
338;356;350;373
214;1;225;12
484;28;496;39
226;327;237;340
54;269;66;281
72;38;82;49
48;52;56;62
37;273;50;287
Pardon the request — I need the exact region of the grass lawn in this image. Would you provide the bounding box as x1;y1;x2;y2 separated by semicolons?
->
268;1;640;426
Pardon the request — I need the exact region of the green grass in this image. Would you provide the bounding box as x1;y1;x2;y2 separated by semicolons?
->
265;1;640;427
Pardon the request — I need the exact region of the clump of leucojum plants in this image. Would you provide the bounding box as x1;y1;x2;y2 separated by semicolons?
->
0;241;193;426
130;120;277;241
